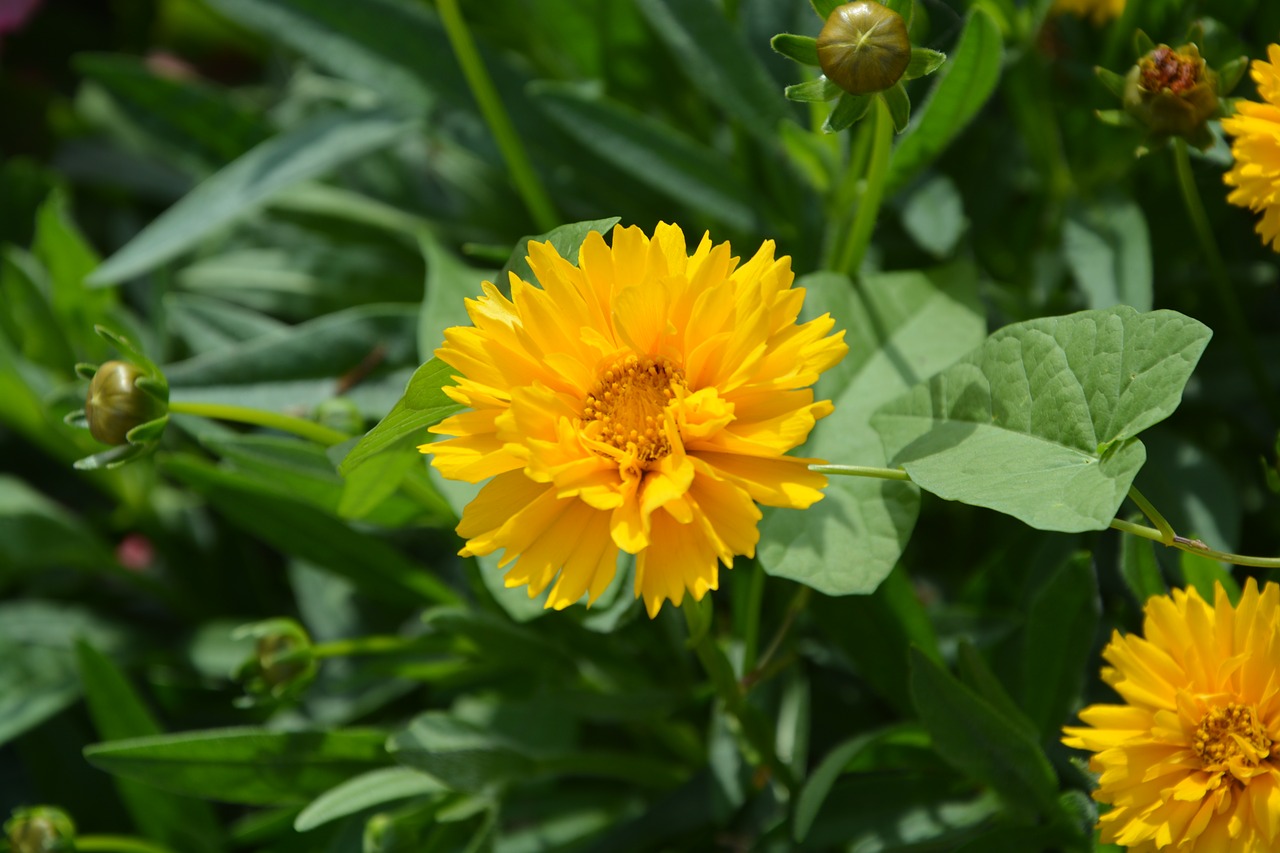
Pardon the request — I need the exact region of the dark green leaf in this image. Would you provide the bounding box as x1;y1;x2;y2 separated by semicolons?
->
531;82;760;232
499;217;622;290
1020;554;1100;738
633;0;788;142
84;728;391;806
885;8;1003;192
75;641;224;853
909;648;1061;819
339;358;464;476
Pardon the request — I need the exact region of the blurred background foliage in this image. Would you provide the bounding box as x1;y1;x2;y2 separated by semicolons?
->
2;0;1280;851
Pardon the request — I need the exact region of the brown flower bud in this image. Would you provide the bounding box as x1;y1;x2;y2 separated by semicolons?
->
5;806;76;853
85;360;165;446
1123;44;1220;140
816;2;912;95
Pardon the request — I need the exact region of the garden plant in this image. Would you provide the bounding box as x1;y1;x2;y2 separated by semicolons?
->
3;0;1280;850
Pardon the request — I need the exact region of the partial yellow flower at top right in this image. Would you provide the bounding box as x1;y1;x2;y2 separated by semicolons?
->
1224;45;1280;252
1052;0;1124;26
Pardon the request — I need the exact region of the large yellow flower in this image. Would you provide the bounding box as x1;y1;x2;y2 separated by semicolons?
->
1052;0;1124;26
1224;45;1280;252
423;223;847;617
1063;579;1280;852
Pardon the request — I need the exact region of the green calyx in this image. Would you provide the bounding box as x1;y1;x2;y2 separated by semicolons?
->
67;326;171;470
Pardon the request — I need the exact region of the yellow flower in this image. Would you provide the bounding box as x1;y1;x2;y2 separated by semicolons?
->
1052;0;1124;26
423;223;847;617
1063;580;1280;852
1224;45;1280;252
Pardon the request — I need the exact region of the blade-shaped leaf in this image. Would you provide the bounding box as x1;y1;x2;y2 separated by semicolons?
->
885;8;1002;192
872;306;1212;532
84;728;391;806
294;767;447;832
89;111;419;285
1063;196;1153;312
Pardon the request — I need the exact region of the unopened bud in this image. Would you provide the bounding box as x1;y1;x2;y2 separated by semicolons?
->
5;806;76;853
85;360;166;446
817;2;911;95
1123;44;1219;140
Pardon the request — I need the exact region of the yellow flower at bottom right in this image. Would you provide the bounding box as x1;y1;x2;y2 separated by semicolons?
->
1063;579;1280;852
1223;45;1280;252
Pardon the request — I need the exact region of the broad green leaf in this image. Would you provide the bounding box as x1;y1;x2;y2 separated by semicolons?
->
499;217;622;293
335;442;434;522
201;0;451;113
295;767;447;832
89;111;420;285
872;307;1212;532
161;454;459;605
74;53;270;164
633;0;788;142
955;643;1040;744
1063;196;1153;312
885;8;1003;192
74;641;223;853
530;82;760;232
759;265;985;596
33;190;115;361
909;648;1061;820
1020;554;1100;738
339;358;464;476
84;728;391;806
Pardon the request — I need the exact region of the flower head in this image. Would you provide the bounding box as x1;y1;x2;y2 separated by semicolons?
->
1224;45;1280;252
1063;579;1280;852
424;223;847;617
1052;0;1124;26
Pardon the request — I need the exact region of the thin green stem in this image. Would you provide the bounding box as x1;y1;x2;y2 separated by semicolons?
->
743;586;809;691
310;634;436;659
1172;138;1279;422
436;0;558;232
832;96;894;277
810;463;911;481
683;604;797;792
168;401;351;446
1127;486;1174;544
77;837;177;853
1110;518;1280;568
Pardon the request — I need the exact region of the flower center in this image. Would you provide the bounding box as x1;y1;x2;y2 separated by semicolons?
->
1139;46;1202;95
582;355;686;462
1193;703;1272;771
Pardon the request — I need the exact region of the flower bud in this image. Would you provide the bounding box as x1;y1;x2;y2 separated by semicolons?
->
1122;44;1220;141
5;806;76;853
85;360;166;446
817;2;912;95
233;618;317;703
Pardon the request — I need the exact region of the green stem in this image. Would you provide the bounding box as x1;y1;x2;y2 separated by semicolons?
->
1172;138;1279;421
436;0;558;232
682;604;797;792
1127;486;1174;544
310;634;437;659
743;586;809;692
168;401;351;446
77;837;177;853
810;463;912;481
1109;518;1280;568
832;96;894;278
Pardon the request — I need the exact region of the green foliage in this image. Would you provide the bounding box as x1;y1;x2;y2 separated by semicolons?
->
5;0;1280;849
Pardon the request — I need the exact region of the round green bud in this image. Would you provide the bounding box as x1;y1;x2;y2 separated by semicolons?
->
85;360;165;446
5;806;76;853
816;1;911;96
